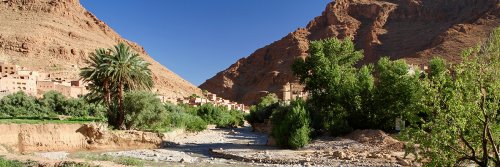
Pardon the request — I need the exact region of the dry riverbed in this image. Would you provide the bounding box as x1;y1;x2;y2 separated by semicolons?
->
1;125;417;166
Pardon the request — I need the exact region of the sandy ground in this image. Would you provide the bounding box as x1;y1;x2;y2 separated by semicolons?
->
2;125;417;166
99;127;416;166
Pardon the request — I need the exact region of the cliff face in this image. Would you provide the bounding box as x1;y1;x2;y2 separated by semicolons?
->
200;0;500;105
0;0;201;99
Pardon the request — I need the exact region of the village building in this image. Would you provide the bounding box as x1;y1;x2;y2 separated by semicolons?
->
281;82;308;103
0;68;39;96
177;93;249;113
0;62;88;98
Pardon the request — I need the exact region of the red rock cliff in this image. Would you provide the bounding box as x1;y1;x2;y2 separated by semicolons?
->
200;0;500;105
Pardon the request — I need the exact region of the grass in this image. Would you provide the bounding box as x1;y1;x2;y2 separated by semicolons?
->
72;153;145;167
0;156;23;167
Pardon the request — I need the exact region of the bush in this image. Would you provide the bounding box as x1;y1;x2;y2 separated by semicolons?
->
123;91;168;131
0;91;106;120
271;100;311;149
184;115;208;132
194;103;244;128
163;103;207;132
246;93;279;124
39;91;104;118
0;91;48;118
0;156;24;167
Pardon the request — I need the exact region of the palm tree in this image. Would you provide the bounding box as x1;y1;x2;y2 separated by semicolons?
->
80;43;153;129
80;49;113;118
107;43;153;129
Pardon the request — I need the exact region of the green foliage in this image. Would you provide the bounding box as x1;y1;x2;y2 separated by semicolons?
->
271;100;311;149
246;93;279;124
371;58;424;131
80;43;154;129
123;91;167;131
292;37;429;136
195;103;244;128
0;156;24;167
75;153;144;167
292;38;368;135
163;103;207;132
184;114;208;132
402;28;500;166
0;91;47;117
0;91;105;120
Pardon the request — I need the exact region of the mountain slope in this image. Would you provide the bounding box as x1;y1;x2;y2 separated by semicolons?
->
200;0;500;105
0;0;201;99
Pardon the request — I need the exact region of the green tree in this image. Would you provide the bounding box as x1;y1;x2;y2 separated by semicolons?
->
80;48;115;123
372;58;424;131
0;91;46;117
403;28;500;166
246;93;279;124
292;38;364;135
271;100;311;149
80;43;154;129
123;91;166;131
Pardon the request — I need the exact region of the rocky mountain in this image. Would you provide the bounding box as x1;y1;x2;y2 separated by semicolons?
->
200;0;500;105
0;0;201;100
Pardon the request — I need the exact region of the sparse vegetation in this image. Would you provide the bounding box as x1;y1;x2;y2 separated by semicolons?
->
74;153;145;167
0;156;24;167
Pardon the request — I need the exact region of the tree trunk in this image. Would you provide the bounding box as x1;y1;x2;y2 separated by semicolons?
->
103;78;115;128
117;80;125;130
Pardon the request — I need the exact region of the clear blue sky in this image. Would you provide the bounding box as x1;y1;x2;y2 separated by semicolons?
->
80;1;331;86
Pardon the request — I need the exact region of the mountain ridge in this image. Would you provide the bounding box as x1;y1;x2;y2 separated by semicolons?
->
0;0;201;100
200;0;500;105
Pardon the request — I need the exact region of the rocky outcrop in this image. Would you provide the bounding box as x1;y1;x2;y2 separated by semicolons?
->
0;0;201;99
200;0;500;105
0;123;164;153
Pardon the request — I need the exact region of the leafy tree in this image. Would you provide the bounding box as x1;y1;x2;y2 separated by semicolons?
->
38;91;67;114
292;38;364;135
164;103;207;132
403;28;500;166
0;91;46;117
123;91;167;131
271;100;311;149
80;43;154;129
246;93;279;124
371;58;424;131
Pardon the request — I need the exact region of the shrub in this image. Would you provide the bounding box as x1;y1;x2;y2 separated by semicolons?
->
271;100;311;149
163;103;207;132
0;91;47;118
184;115;208;132
0;156;24;167
123;91;167;131
246;93;279;124
194;103;244;128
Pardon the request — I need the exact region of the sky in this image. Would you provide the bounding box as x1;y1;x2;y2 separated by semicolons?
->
80;1;331;86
